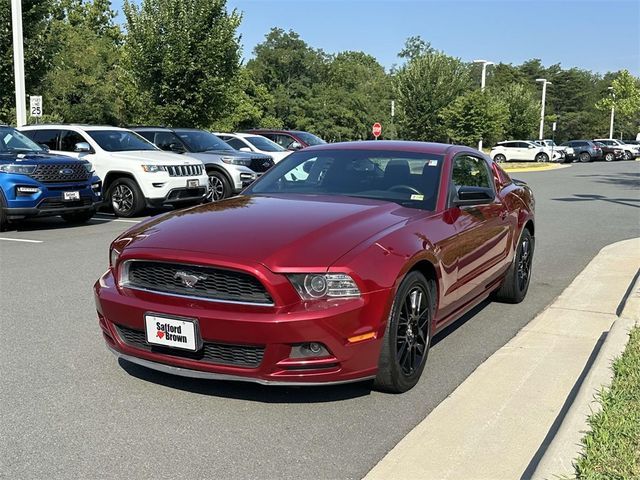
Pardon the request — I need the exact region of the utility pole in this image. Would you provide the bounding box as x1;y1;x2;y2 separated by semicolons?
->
536;78;552;140
11;0;27;127
473;59;494;151
608;86;615;139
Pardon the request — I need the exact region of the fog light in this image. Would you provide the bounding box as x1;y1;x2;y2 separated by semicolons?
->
16;186;40;194
290;342;330;358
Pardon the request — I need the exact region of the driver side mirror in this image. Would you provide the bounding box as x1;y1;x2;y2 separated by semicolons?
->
74;142;92;153
528;144;535;149
288;141;302;151
39;144;50;152
239;147;251;153
453;186;494;207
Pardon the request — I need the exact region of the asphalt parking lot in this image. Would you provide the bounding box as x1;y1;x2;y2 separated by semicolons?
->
1;160;639;479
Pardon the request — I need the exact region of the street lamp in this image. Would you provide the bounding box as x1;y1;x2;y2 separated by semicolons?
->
473;59;495;151
11;0;26;127
607;86;615;139
536;78;552;140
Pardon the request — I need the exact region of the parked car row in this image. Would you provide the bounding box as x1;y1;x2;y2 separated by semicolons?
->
490;138;640;163
0;124;324;230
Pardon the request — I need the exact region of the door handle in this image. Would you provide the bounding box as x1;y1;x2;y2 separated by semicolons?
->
499;210;508;221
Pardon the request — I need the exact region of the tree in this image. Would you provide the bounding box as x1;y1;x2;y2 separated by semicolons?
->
499;83;539;140
123;0;242;126
440;89;508;146
395;50;471;141
596;70;640;138
398;35;433;61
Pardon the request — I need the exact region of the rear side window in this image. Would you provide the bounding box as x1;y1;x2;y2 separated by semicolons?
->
274;134;295;149
226;138;248;150
27;129;59;150
59;130;87;152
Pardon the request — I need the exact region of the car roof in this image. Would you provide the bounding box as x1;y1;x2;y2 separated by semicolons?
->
217;132;262;139
129;126;174;132
303;140;473;157
19;124;128;132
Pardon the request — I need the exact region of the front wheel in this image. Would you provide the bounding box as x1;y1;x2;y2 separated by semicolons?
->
107;178;145;217
535;152;549;163
604;152;615;162
374;271;433;393
494;154;506;163
624;151;632;161
207;171;231;202
493;228;534;304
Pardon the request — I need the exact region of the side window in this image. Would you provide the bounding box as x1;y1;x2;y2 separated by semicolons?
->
154;132;178;151
517;142;532;148
136;131;155;143
452;155;493;189
29;129;59;150
226;138;247;150
59;130;87;152
275;134;295;149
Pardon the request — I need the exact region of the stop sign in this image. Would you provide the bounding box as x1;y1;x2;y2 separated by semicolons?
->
372;122;382;139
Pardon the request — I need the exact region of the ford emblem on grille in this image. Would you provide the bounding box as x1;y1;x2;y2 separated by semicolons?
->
174;271;207;288
263;161;271;168
59;168;74;175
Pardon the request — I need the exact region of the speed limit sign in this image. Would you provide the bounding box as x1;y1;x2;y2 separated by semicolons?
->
30;96;43;117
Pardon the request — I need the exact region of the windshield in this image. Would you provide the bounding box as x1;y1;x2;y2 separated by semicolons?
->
245;149;444;210
246;136;286;152
0;127;45;154
87;130;157;152
176;130;234;152
294;131;326;146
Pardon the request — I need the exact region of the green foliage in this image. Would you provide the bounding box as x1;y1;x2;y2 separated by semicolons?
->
123;0;242;127
395;51;472;142
596;70;640;138
499;83;540;140
440;89;508;146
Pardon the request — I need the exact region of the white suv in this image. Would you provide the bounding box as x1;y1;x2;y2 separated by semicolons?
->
490;140;563;163
215;132;291;163
19;125;209;217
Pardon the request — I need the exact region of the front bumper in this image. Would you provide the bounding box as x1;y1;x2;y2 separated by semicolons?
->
94;269;391;385
145;186;208;208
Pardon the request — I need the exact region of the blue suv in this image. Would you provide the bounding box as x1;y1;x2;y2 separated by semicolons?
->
0;125;102;231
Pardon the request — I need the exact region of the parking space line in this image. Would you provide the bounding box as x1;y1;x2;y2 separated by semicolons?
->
0;237;43;243
90;218;141;224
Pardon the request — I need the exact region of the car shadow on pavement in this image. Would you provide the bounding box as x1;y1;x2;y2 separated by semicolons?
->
118;359;373;403
552;193;640;209
431;299;492;347
574;171;640;190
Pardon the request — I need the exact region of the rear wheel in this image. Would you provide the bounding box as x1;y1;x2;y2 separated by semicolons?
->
493;228;534;304
207;171;231;202
0;190;8;232
494;154;506;163
374;271;433;393
604;152;615;162
623;151;632;161
107;178;145;217
579;151;591;163
62;209;95;224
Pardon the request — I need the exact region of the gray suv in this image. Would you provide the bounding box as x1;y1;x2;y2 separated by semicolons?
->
132;127;274;201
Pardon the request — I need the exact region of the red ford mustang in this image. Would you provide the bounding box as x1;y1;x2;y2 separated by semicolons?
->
94;141;535;393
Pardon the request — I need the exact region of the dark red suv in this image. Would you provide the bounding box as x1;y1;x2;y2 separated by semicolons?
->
243;129;325;151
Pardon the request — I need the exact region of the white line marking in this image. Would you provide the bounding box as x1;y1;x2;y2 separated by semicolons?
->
0;237;43;243
90;218;140;224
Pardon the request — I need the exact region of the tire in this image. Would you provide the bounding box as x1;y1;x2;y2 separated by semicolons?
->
624;151;632;161
579;151;591;163
207;171;232;202
494;154;506;164
374;271;433;393
0;190;8;232
535;152;549;163
493;228;534;304
107;178;145;217
604;152;615;162
61;209;95;224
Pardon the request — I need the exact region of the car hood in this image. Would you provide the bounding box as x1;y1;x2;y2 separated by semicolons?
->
119;194;420;270
189;149;271;159
0;151;89;165
109;150;203;165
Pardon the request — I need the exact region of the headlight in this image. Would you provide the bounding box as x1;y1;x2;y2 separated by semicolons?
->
220;156;251;166
566;148;574;154
109;248;120;268
141;165;165;173
84;163;93;173
0;164;37;175
288;273;360;300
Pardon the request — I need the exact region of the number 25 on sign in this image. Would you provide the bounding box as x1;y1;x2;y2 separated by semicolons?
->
30;96;42;118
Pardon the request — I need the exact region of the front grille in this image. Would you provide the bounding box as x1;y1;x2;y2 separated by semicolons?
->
38;197;93;210
31;164;90;183
115;325;265;368
124;261;273;305
249;157;274;173
165;165;203;177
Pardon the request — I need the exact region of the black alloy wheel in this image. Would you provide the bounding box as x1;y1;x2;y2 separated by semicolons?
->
374;271;433;393
516;233;533;293
493;228;534;304
108;178;145;217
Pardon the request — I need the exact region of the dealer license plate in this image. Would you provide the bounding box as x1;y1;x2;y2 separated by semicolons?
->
63;191;80;201
144;314;199;351
187;179;199;188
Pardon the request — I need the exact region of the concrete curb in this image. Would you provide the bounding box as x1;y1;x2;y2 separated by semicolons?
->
531;271;640;479
364;238;640;480
502;164;570;173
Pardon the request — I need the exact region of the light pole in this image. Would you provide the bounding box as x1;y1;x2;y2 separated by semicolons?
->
473;59;495;151
11;0;27;127
536;78;552;140
607;86;615;139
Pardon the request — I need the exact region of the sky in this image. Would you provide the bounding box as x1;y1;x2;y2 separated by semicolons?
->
112;0;640;76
